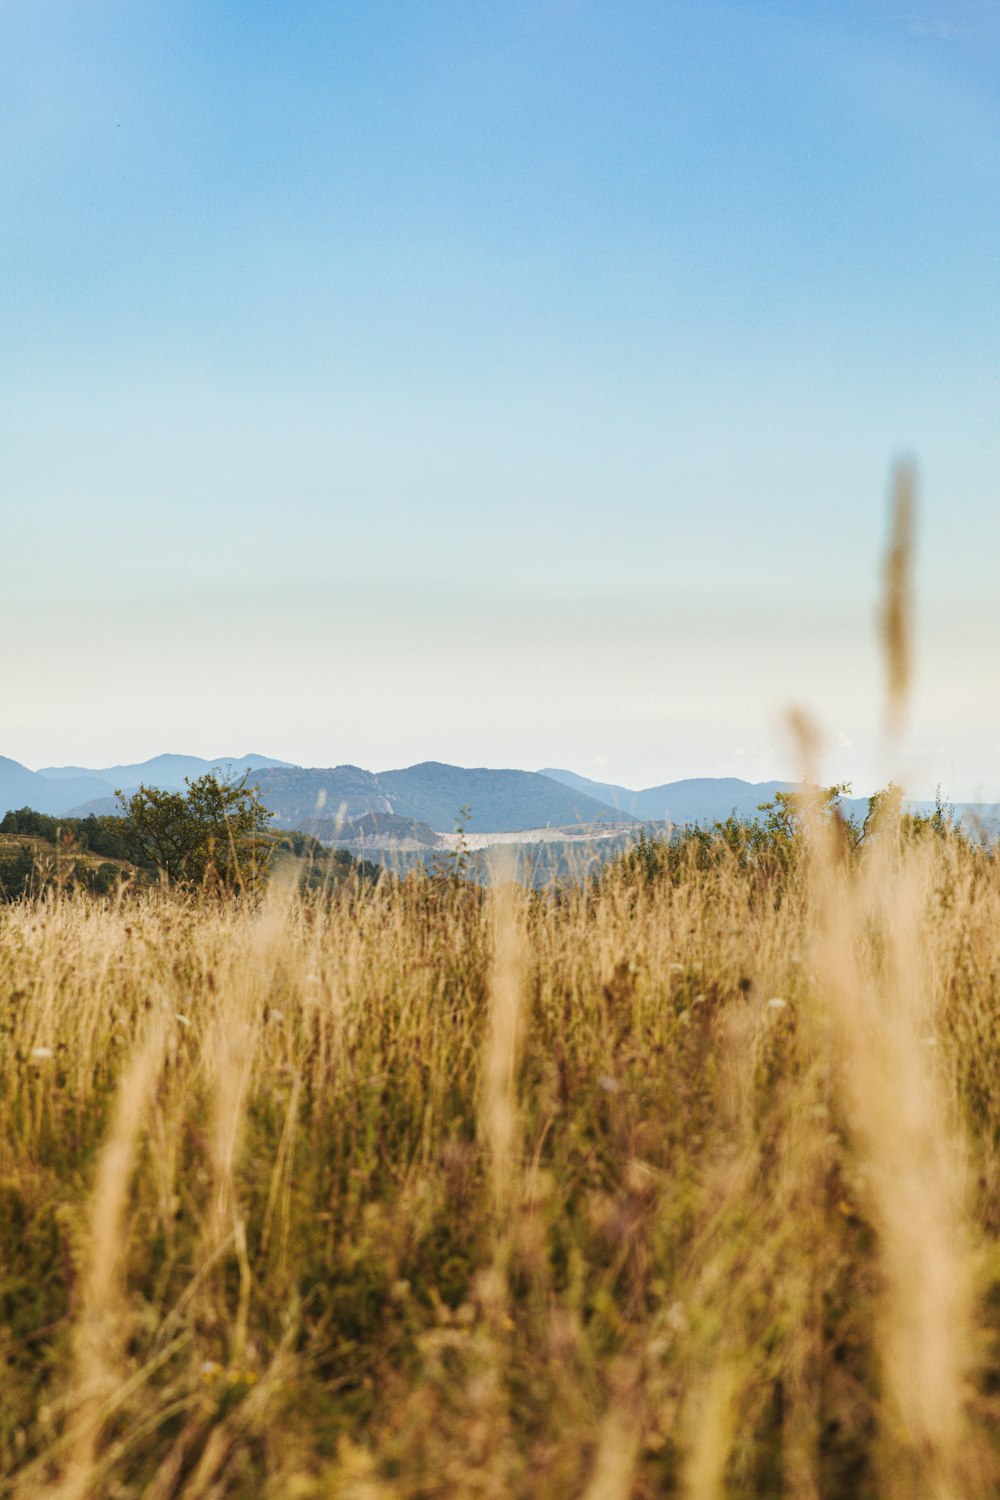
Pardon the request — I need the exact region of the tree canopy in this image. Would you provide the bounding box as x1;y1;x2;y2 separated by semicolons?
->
117;770;274;890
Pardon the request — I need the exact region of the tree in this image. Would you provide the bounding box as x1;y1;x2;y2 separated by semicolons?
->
859;781;957;846
117;770;275;891
751;782;859;865
0;841;37;901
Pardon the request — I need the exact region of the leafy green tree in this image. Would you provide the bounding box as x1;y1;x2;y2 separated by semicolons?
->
859;781;958;846
756;782;855;841
272;830;382;892
0;808;60;841
117;771;275;891
1;808;136;863
0;842;37;900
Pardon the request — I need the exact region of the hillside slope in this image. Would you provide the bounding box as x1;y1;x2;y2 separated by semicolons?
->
376;762;630;833
253;766;392;825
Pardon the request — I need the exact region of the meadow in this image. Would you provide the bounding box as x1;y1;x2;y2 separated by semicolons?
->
2;800;1000;1499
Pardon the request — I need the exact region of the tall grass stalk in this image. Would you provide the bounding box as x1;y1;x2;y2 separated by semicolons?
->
50;1011;166;1500
807;808;981;1497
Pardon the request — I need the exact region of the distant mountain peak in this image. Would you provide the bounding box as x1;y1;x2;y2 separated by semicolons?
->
539;767;798;823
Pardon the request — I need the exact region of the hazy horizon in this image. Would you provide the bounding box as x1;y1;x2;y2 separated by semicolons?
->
6;574;1000;802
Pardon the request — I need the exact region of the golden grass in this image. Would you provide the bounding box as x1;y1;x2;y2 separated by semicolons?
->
2;821;1000;1498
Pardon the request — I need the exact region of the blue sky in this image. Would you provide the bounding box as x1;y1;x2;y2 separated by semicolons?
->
2;1;998;793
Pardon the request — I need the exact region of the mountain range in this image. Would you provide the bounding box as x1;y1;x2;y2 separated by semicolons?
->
251;762;627;835
0;753;295;820
539;768;799;823
3;752;991;842
1;753;793;832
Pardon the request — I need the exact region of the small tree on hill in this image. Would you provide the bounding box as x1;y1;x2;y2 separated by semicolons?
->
117;771;275;891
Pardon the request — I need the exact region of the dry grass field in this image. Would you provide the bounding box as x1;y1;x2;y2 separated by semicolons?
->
3;802;1000;1499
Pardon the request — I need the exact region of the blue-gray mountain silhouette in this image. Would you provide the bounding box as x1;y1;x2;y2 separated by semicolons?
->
538;768;797;824
0;753;294;819
253;762;629;834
